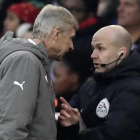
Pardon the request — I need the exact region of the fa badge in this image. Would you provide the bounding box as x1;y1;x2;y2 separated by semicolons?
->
96;98;110;118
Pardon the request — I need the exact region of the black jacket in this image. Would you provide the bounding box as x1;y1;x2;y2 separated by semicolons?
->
132;37;140;54
57;51;140;140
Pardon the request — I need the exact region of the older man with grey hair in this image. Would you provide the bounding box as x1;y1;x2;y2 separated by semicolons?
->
0;4;78;139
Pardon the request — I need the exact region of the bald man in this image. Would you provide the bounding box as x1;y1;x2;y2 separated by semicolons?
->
57;25;140;140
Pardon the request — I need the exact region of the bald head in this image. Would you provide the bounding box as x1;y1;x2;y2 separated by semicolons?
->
93;25;132;56
91;25;133;73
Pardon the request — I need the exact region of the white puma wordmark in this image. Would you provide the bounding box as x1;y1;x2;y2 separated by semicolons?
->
14;81;25;90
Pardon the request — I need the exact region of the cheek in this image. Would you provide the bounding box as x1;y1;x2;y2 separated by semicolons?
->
54;75;73;95
58;40;67;51
11;21;20;32
98;53;108;62
6;20;20;33
133;11;140;22
61;40;69;51
126;8;139;17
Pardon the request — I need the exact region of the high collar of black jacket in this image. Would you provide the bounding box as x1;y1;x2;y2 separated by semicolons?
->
93;51;140;84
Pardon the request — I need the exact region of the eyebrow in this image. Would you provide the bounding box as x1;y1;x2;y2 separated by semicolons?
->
91;42;104;47
96;43;104;46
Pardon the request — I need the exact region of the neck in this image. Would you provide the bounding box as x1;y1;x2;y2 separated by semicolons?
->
125;25;140;43
32;38;42;45
32;38;56;60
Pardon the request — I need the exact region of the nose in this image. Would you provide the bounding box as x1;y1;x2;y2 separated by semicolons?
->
4;18;8;27
118;3;123;13
69;42;74;51
4;17;10;31
91;50;98;59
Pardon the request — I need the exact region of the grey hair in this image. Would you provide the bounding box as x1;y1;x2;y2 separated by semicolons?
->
32;4;79;40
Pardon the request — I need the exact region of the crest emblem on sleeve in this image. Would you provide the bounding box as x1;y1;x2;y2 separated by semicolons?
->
96;98;110;118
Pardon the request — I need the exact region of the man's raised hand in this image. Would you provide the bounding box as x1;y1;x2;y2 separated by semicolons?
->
58;97;81;127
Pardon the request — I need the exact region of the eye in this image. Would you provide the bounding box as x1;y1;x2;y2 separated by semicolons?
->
8;15;14;21
91;44;94;50
98;46;103;51
91;46;94;51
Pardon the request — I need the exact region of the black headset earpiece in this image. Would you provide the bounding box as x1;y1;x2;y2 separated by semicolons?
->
120;51;124;56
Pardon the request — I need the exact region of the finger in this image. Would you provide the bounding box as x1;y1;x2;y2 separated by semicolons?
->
71;108;79;113
60;97;71;108
61;103;68;110
58;115;67;120
60;110;71;118
72;108;80;116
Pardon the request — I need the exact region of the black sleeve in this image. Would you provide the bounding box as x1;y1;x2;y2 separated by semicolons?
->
57;121;79;140
76;90;140;140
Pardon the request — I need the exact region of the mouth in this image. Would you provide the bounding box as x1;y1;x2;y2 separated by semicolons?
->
93;63;100;68
65;49;69;53
66;50;69;53
61;51;68;57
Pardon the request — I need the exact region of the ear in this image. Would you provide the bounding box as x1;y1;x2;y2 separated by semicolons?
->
53;27;61;42
118;47;126;59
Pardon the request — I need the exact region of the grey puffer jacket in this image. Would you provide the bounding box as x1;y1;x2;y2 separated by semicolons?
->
0;31;56;140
